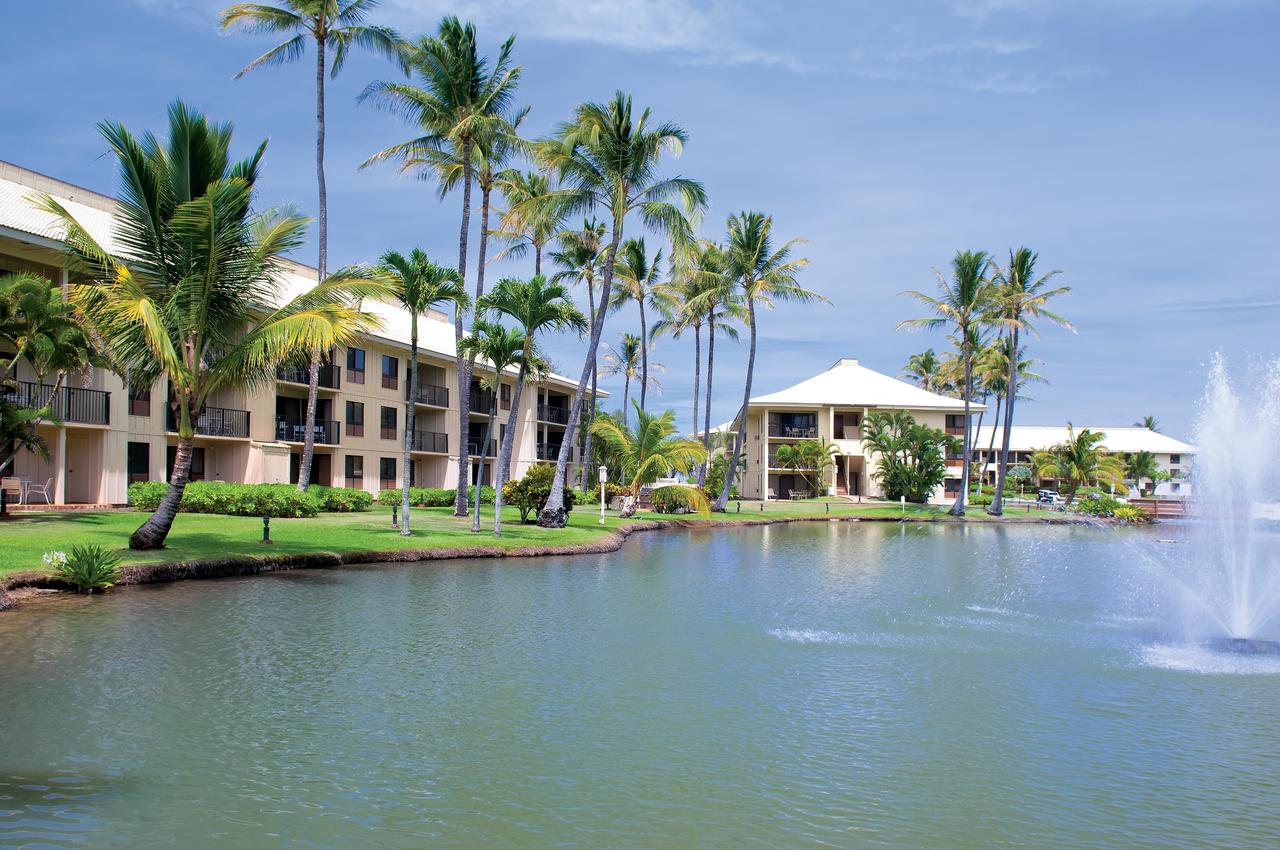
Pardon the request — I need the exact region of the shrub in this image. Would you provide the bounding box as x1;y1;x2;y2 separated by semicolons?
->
649;485;710;515
128;481;320;517
1113;505;1151;524
377;486;495;508
51;545;122;593
309;486;373;512
704;456;739;501
1075;494;1125;517
502;464;576;523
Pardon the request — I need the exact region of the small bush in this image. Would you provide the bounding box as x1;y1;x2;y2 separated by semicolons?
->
1076;494;1125;517
377;486;495;508
309;486;373;512
502;464;576;523
52;545;122;593
128;481;320;517
649;485;711;515
1113;505;1151;524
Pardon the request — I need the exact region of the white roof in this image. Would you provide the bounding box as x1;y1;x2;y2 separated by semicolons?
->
972;424;1196;455
751;358;977;411
0;160;591;392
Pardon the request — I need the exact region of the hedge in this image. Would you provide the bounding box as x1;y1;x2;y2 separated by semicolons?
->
308;485;374;513
378;485;495;507
129;482;311;518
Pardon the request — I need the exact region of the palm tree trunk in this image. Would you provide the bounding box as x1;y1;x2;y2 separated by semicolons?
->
472;399;496;532
638;300;648;411
950;345;971;517
494;359;529;537
534;244;542;278
699;312;715;488
990;327;1019;516
298;32;328;494
971;403;985;500
131;398;196;550
452;140;474;517
691;321;701;464
580;280;598;489
714;296;756;512
401;323;417;536
297;353;321;491
538;222;621;527
622;374;630;428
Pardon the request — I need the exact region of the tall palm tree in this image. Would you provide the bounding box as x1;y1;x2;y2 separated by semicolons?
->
601;334;664;427
491;169;569;276
899;250;994;517
220;0;404;494
611;238;664;411
689;244;744;487
457;319;525;533
1032;425;1125;506
549;218;607;487
900;349;944;393
1134;415;1161;432
529;92;706;527
477;275;586;534
709;211;819;512
1125;450;1160;497
39;101;388;549
360;16;521;517
978;336;1044;489
589;403;708;518
987;248;1072;516
377;249;468;536
650;261;705;436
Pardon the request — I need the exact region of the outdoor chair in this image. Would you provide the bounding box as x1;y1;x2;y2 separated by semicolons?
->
24;478;52;505
1;477;23;505
767;488;777;500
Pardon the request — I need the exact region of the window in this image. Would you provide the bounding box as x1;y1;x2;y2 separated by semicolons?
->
346;347;366;384
1172;482;1182;493
382;355;399;390
167;445;206;482
380;406;397;440
1170;454;1181;465
127;442;150;484
344;454;364;489
500;382;511;410
345;401;364;437
944;477;960;495
945;414;966;435
127;382;151;417
379;457;396;489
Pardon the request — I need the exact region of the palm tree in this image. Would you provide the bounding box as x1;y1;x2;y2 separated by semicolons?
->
457;320;525;532
220;0;404;494
377;249;468;536
477;275;586;534
39;101;388;549
529;92;707;527
978;336;1044;491
589;403;708;517
1031;425;1126;506
899;250;995;517
1124;450;1160;497
710;211;819;512
491;169;569;276
549;218;607;487
601;334;664;427
360;16;521;517
774;439;839;495
1134;415;1161;432
611;238;664;411
689;244;744;487
900;349;944;393
650;256;705;436
987;247;1072;516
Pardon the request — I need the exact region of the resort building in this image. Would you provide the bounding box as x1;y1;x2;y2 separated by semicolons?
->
971;425;1195;498
730;358;977;501
0;160;597;506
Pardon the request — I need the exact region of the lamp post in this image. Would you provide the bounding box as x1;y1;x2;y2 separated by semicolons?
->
599;465;608;525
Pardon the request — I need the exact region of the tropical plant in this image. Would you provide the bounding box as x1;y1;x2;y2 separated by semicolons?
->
361;16;522;517
458;319;525;533
1112;504;1151;524
221;0;404;493
377;249;468;535
1124;450;1161;497
899;250;995;516
38;101;388;549
773;439;839;495
589;403;708;518
709;211;819;511
649;484;710;515
477;275;586;535
52;544;122;593
502;462;577;523
986;247;1072;515
491;169;569;276
610;238;665;411
1030;425;1126;506
601;333;664;427
860;411;958;504
685;243;744;486
529;91;707;527
900;349;946;394
1134;415;1161;432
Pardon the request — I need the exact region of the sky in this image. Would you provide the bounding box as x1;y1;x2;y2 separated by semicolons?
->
4;0;1278;441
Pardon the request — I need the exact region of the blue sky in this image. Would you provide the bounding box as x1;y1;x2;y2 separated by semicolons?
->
4;0;1278;439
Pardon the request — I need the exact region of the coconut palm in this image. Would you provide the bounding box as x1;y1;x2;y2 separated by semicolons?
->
549;218;607;487
1032;425;1126;506
491;169;569;276
688;244;744;486
477;275;586;534
457;320;524;532
899;250;995;517
710;211;820;512
773;439;839;495
529;92;707;527
1134;415;1161;432
900;349;945;394
1124;450;1161;497
360;16;521;517
38;101;389;549
220;0;404;493
601;334;664;427
987;247;1072;516
611;238;664;411
377;249;468;536
977;336;1044;488
589;403;708;517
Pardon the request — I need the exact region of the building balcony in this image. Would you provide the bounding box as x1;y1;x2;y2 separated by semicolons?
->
466;438;497;457
407;382;449;408
167;406;250;439
538;404;569;425
768;424;816;439
5;381;110;425
276;363;340;390
536;442;565;461
411;430;448;453
274;416;339;445
469;387;495;413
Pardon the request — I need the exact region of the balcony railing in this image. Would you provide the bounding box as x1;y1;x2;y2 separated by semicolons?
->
277;363;340;390
536;442;565;461
5;381;110;425
167;405;250;438
275;416;339;445
469;387;495;413
411;430;448;453
768;423;817;439
407;383;449;407
537;404;569;425
466;438;497;457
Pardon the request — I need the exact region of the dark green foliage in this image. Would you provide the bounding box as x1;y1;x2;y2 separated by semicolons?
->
1075;494;1126;516
861;411;956;504
308;486;374;512
56;545;122;593
704;455;739;501
127;481;371;518
649;485;710;514
502;464;576;523
378;486;495;508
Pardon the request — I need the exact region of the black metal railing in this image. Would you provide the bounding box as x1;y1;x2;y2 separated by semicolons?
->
277;363;340;389
408;383;449;407
768;423;817;439
411;430;448;453
466;438;497;457
274;416;339;445
6;381;110;425
469;387;494;412
537;404;569;425
167;405;250;438
537;442;565;461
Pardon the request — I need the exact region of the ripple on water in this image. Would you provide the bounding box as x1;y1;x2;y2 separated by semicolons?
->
1138;643;1280;675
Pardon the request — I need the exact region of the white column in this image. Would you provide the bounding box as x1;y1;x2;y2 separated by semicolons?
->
760;408;768;501
54;428;67;504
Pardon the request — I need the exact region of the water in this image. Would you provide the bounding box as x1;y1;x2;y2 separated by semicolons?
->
3;523;1280;848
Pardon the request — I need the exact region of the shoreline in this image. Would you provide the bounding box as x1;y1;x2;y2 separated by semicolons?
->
0;511;1095;613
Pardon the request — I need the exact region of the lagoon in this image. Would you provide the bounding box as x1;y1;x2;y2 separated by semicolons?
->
2;522;1279;848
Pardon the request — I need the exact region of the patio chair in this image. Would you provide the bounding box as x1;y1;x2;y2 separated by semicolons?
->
766;488;777;500
1;477;23;505
25;477;53;505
